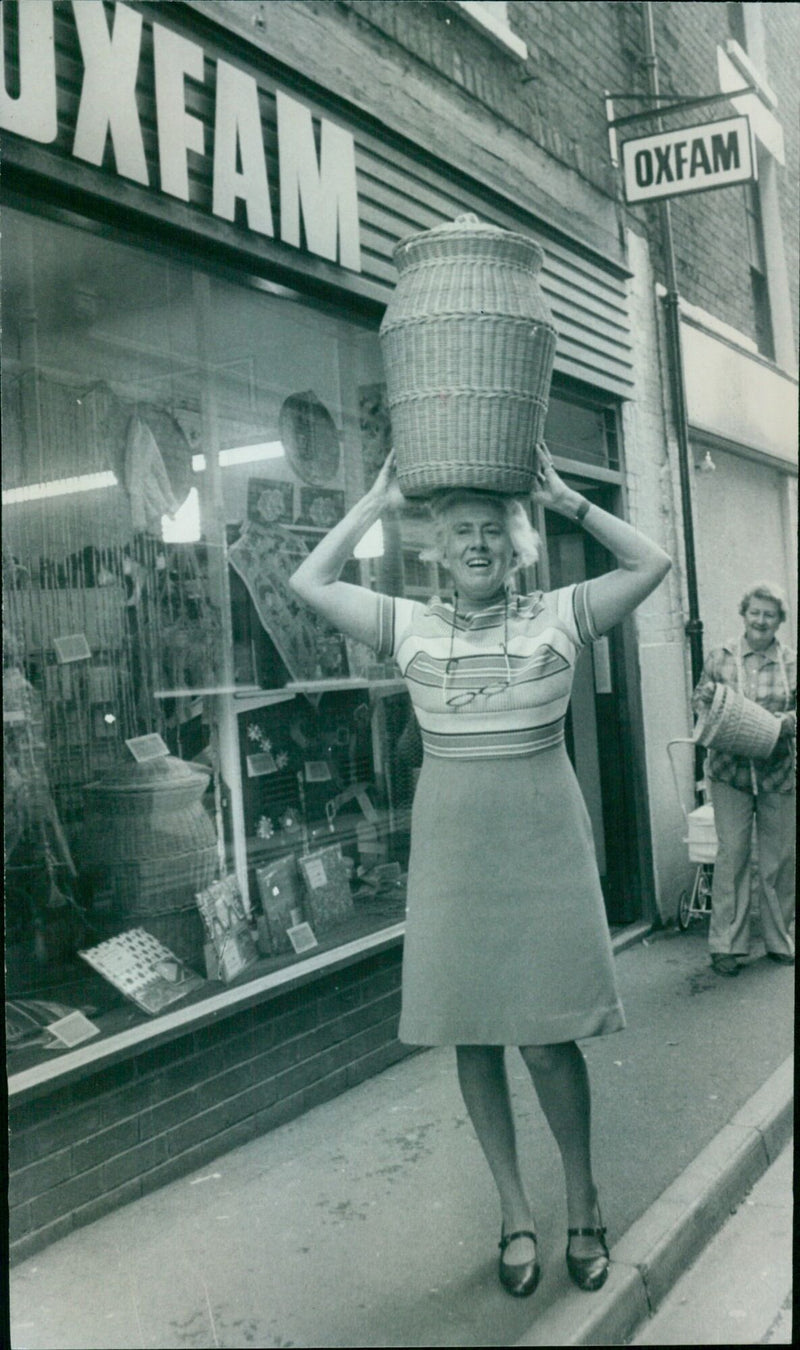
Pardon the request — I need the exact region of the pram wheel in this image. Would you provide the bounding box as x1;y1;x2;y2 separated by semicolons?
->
677;888;692;930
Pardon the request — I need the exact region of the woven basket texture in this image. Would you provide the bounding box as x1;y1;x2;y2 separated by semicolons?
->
381;317;556;394
387;392;550;495
380;261;549;325
695;684;781;760
85;839;218;914
82;756;218;916
380;215;557;498
391;221;545;276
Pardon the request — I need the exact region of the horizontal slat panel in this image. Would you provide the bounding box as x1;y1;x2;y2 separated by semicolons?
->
550;319;633;373
554;364;632;400
544;257;631;325
354;139;633;398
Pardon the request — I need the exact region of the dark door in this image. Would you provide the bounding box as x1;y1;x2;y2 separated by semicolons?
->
545;483;641;925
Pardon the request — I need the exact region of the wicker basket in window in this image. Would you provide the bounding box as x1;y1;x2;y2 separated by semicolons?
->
81;757;217;966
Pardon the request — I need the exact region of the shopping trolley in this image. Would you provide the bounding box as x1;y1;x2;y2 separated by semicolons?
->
667;739;718;929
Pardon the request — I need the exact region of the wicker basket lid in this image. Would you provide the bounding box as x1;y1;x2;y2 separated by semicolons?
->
392;213;544;275
85;755;211;797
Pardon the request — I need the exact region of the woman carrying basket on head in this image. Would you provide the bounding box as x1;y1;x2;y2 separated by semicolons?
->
290;443;670;1298
691;583;796;977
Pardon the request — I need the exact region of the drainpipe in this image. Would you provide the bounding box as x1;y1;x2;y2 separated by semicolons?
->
642;1;705;691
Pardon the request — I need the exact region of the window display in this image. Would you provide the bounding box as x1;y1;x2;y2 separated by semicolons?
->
2;206;414;1053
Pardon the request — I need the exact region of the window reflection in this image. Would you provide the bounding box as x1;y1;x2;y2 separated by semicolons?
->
3;207;410;1026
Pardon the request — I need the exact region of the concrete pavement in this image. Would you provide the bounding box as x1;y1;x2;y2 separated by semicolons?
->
8;924;794;1349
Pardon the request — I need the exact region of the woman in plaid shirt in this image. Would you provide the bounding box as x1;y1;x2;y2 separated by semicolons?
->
692;582;796;975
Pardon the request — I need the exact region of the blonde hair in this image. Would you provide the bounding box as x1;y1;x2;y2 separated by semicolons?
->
739;581;788;625
419;488;540;575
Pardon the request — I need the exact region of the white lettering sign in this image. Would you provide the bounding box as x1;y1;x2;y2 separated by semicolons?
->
72;0;148;184
0;1;362;271
153;22;205;201
212;59;274;236
0;0;57;142
277;90;362;271
621;115;754;204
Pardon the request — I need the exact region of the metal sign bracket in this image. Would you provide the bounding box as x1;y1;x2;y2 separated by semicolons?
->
604;86;755;167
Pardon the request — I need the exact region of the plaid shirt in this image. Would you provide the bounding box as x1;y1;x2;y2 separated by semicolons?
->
692;636;797;793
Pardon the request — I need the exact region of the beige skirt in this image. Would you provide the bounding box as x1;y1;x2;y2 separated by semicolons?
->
399;742;626;1045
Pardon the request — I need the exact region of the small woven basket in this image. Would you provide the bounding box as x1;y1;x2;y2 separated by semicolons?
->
380;214;557;497
694;684;781;761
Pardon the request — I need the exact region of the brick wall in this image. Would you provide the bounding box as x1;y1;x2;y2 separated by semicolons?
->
338;0;797;350
649;2;756;340
649;1;799;348
763;2;800;342
347;0;635;197
9;947;413;1264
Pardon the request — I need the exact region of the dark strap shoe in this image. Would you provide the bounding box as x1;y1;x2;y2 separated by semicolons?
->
566;1223;610;1291
498;1228;541;1297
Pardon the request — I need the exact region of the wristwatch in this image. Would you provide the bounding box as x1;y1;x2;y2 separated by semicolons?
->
573;497;591;523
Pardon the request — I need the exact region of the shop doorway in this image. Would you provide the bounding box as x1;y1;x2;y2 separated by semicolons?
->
545;484;642;925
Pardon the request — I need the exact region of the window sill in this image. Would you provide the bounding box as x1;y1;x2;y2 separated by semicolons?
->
452;2;528;61
8;918;406;1105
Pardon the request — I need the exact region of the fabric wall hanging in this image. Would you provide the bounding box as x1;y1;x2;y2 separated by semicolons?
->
228;522;348;683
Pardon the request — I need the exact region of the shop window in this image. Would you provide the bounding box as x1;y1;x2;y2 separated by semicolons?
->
544;389;619;471
2;206;414;1045
3;204;621;1066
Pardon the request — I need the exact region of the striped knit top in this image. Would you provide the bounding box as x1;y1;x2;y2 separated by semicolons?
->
374;583;599;760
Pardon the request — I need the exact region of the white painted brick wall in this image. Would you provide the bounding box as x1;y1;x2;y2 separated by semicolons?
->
623;227;698;921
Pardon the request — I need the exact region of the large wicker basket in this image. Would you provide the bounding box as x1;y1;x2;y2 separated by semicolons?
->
379;214;557;497
694;684;781;761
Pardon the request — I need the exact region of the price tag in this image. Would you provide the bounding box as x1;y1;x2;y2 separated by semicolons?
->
46;1011;101;1048
287;922;318;954
304;857;328;889
125;733;170;762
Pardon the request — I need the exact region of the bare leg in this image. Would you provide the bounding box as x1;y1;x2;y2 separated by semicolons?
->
456;1045;536;1264
520;1041;603;1258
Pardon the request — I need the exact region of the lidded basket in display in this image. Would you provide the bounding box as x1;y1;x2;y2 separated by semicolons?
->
81;756;217;966
379;213;557;497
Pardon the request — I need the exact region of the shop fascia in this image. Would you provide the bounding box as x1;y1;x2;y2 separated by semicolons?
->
1;0;362;271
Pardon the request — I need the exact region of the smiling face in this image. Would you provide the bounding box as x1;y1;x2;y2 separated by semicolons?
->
742;596;782;651
440;498;515;609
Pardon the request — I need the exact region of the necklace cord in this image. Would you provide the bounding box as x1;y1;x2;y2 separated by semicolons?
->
446;590;510;702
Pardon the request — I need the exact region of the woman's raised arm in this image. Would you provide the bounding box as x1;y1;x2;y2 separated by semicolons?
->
531;444;671;634
289;451;404;647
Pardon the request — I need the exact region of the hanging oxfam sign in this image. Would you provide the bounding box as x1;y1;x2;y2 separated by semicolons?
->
621;114;755;204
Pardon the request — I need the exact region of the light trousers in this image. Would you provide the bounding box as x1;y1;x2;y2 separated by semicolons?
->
708;780;796;958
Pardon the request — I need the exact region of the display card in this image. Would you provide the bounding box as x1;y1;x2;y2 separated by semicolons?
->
79;929;205;1014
